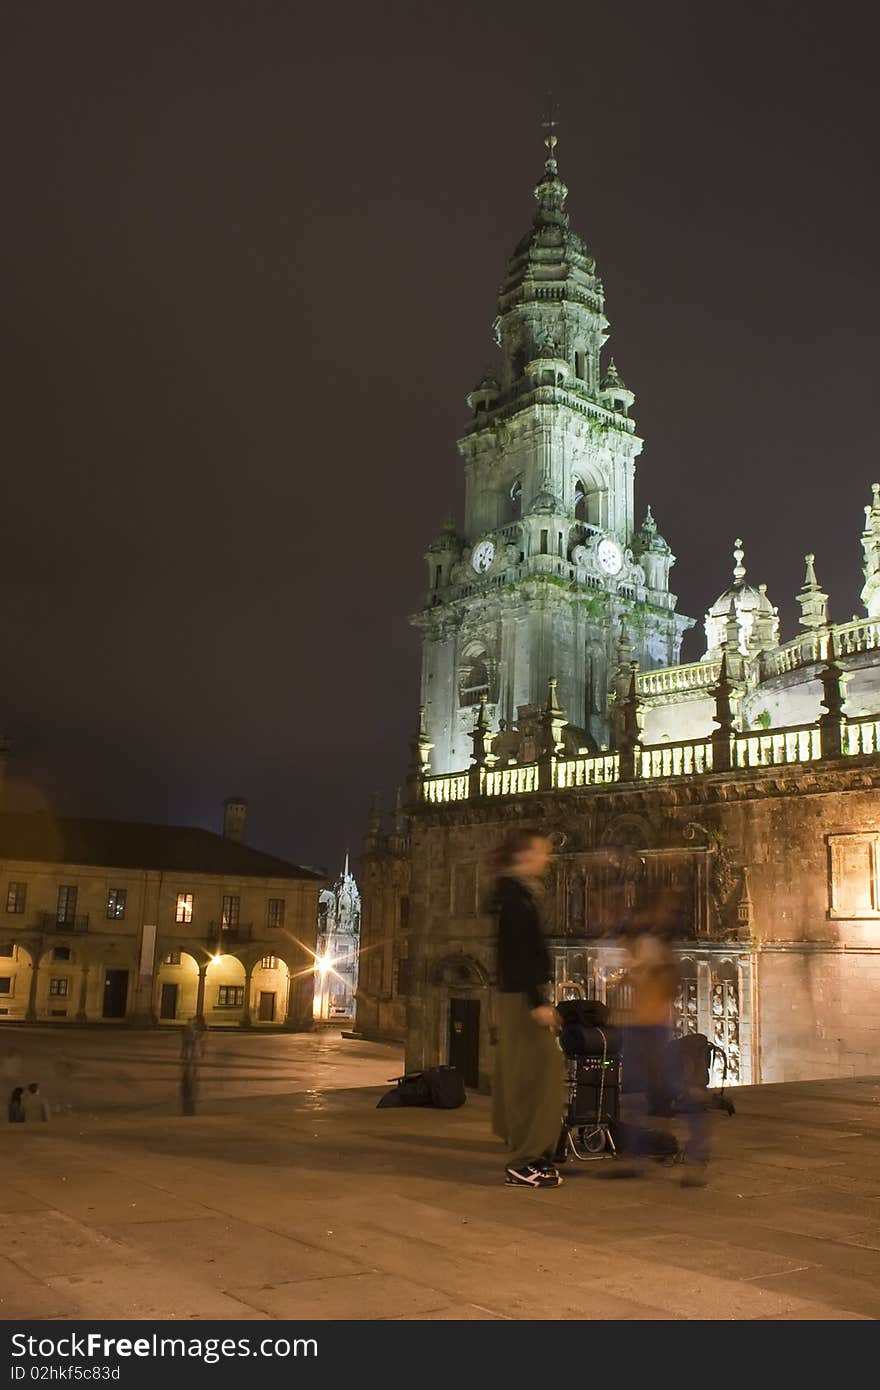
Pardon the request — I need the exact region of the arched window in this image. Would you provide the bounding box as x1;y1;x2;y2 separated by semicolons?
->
573;477;601;526
459;649;490;707
509;478;522;518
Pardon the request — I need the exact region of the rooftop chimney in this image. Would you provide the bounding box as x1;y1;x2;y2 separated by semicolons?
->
223;797;247;843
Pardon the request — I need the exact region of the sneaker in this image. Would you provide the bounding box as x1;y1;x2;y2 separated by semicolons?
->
505;1162;563;1188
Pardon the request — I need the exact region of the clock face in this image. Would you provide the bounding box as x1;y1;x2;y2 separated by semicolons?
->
472;539;495;574
597;538;623;576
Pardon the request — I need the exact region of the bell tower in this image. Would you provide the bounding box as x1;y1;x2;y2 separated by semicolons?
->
415;120;693;776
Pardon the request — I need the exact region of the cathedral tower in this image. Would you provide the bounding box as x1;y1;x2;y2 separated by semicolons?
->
415;127;693;775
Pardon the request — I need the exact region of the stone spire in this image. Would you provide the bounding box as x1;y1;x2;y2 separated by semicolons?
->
534;93;568;226
364;792;383;853
860;481;880;619
797;553;829;630
601;357;634;414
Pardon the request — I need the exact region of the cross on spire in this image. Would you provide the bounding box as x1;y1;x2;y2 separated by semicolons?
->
542;92;559;160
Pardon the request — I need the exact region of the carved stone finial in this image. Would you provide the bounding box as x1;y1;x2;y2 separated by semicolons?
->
798;551;829;630
733;539;746;585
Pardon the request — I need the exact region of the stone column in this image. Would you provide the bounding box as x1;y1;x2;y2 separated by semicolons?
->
194;964;208;1024
76;964;90;1022
240;963;254;1029
710;652;734;773
818;639;845;759
26;950;41;1022
468;694;489;798
284;972;301;1030
618;664;641;782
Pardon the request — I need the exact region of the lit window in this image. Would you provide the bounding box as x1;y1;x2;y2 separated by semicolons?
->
163;951;181;966
56;885;77;925
217;985;244;1007
175;893;193;924
267;898;285;928
106;888;127;920
5;883;26;914
260;956;278;970
221;895;240;928
49;978;69;997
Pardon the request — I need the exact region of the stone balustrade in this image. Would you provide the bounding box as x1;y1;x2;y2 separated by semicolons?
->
554;753;618;788
637;661;721;696
419;712;880;805
734;725;821;769
638;739;713;778
636;619;880;695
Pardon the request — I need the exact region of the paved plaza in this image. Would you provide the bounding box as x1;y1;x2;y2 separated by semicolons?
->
2;1028;880;1320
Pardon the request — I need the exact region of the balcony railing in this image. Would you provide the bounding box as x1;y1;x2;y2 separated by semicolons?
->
207;922;254;944
39;913;89;933
642;618;880;694
419;712;880;806
637;661;720;697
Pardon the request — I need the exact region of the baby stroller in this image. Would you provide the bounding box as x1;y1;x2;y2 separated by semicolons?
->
554;999;622;1161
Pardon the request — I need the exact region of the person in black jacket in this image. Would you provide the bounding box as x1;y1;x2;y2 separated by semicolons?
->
490;828;564;1188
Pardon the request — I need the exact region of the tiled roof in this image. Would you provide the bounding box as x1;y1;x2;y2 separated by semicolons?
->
0;812;323;881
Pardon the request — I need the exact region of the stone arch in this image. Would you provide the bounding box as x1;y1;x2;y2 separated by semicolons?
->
0;939;35;1022
203;953;246;1026
459;641;493;708
431;952;491;990
248;951;291;1026
33;939;93;1022
154;948;201;1024
572;466;604;526
599;813;653;849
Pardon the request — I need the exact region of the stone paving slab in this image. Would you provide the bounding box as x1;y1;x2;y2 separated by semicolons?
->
1;1031;879;1319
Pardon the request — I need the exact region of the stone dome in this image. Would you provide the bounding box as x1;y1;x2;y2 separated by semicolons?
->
704;540;779;657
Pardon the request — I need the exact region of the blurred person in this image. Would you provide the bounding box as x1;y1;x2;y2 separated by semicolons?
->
8;1086;25;1123
619;924;709;1186
490;828;564;1188
180;1019;205;1116
22;1082;50;1122
1;1047;22;1083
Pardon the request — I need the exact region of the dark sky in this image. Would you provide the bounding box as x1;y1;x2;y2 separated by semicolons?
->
2;1;878;873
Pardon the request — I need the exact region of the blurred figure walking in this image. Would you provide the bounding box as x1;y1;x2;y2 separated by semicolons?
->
180;1020;206;1116
620;927;709;1186
22;1082;50;1122
8;1087;25;1123
490;829;564;1189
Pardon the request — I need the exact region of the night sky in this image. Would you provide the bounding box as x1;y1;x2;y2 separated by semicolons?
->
3;1;879;873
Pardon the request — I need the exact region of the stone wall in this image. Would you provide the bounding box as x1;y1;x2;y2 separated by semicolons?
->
360;757;880;1087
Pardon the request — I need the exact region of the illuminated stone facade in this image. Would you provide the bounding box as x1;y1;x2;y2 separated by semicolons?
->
0;805;323;1030
357;135;880;1088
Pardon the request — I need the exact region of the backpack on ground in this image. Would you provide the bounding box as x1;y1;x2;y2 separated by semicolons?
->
376;1065;466;1110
